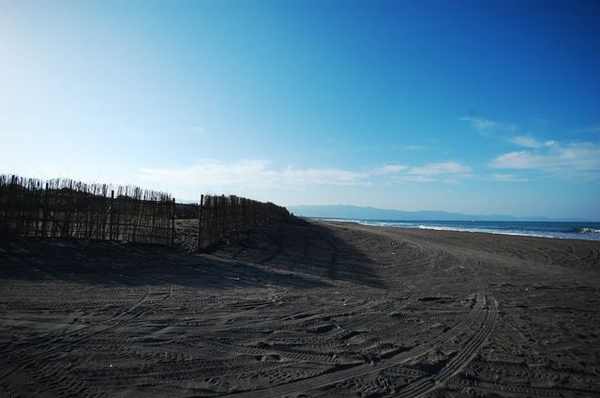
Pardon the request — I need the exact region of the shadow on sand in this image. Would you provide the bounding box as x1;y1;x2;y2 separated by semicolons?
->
215;217;386;289
0;239;328;289
0;218;384;289
0;219;382;289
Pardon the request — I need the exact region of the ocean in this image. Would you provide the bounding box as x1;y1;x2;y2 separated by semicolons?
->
320;219;600;241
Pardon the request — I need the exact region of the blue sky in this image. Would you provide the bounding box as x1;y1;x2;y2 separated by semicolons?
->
2;0;599;219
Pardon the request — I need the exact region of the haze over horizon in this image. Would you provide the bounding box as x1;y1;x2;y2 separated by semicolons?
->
2;1;599;220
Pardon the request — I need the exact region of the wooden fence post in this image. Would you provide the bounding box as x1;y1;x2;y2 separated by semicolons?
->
220;195;225;240
109;190;114;241
198;194;204;250
171;198;176;247
212;196;218;245
114;192;120;241
40;182;48;238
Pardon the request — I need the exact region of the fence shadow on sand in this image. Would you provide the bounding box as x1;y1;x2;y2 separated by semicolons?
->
0;238;331;290
214;217;386;289
0;217;385;290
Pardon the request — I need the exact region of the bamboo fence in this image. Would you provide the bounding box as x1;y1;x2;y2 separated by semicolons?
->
195;194;290;250
0;175;174;245
1;175;291;250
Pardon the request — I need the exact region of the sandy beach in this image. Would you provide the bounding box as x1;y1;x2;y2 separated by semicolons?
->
1;217;599;397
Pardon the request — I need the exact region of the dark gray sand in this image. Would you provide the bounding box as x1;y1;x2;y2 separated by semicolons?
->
1;218;599;397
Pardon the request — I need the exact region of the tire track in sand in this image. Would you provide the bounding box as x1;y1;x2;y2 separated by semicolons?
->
0;290;152;388
389;294;498;397
219;291;497;398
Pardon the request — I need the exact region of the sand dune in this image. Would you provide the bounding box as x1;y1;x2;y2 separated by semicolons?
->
1;217;599;397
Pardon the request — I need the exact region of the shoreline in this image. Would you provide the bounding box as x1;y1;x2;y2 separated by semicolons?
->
310;217;600;241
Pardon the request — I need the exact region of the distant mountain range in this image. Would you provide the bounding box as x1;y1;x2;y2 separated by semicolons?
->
286;205;583;222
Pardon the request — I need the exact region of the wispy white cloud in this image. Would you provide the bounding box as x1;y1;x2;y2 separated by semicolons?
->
510;136;556;149
373;164;408;175
406;161;472;184
188;125;206;135
458;115;600;181
391;144;425;151
458;116;499;132
491;141;600;180
488;173;528;182
571;124;600;134
140;159;474;192
407;161;472;176
380;161;473;184
458;116;514;137
140;160;369;190
402;145;424;151
278;166;368;186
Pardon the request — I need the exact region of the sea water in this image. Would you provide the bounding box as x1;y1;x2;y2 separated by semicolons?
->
321;219;600;241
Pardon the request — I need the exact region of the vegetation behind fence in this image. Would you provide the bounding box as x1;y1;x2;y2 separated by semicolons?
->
1;174;291;249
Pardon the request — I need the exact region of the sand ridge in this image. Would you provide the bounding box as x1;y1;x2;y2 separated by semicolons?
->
0;217;599;397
